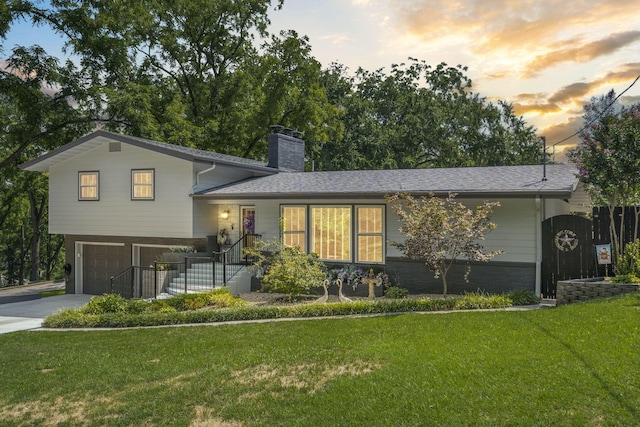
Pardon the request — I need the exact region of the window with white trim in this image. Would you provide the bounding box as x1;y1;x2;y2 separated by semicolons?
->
132;169;154;200
78;171;99;201
282;206;306;251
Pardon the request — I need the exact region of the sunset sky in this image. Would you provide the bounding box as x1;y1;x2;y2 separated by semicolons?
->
3;0;639;162
269;0;640;161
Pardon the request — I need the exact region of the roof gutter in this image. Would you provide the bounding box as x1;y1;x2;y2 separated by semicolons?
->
191;189;575;200
192;163;216;194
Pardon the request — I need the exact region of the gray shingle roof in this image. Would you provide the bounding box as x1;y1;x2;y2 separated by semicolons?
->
195;164;579;199
20;130;274;173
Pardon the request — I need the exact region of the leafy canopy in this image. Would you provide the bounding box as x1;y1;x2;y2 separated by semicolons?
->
568;90;640;260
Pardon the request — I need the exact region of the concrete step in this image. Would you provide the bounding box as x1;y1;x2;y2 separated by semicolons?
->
164;265;250;296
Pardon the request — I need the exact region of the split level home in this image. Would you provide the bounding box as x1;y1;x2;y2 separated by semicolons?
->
20;129;590;297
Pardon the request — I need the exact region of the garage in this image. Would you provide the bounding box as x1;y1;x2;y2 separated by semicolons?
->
81;244;128;295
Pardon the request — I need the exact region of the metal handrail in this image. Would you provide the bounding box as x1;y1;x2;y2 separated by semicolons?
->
110;265;155;299
213;233;260;284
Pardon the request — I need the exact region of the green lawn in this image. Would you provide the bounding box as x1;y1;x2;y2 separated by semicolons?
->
1;294;639;426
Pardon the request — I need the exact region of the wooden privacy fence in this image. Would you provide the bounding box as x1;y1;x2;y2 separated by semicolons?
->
592;206;640;243
541;215;596;298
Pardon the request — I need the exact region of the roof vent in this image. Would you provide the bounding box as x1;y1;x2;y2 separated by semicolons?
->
109;142;121;152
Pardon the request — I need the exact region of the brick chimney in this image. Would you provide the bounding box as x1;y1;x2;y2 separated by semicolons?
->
267;126;305;172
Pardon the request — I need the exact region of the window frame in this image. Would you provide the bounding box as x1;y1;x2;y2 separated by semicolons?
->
355;205;385;264
131;169;155;201
281;205;307;252
311;205;352;262
281;204;386;264
78;171;100;201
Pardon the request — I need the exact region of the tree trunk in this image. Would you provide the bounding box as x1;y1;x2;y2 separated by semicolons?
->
28;189;46;282
18;225;26;285
608;201;621;262
44;236;65;280
441;274;448;298
634;205;640;242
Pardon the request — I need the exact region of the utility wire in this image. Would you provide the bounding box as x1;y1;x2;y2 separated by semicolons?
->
549;74;640;148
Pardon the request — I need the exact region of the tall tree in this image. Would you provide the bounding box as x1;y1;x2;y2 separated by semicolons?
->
0;42;99;284
568;93;640;264
40;0;341;161
318;59;542;171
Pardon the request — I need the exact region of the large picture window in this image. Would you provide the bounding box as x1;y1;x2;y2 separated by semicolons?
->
311;206;352;262
281;204;385;264
282;206;306;251
78;171;99;201
132;169;154;200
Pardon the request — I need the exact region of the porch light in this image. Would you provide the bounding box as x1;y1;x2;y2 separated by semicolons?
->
221;210;230;220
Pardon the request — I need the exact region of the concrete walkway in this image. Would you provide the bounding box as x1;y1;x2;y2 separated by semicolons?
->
0;284;92;334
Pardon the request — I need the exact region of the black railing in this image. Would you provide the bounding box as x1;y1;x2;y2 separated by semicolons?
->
214;233;260;284
109;234;261;299
110;265;157;299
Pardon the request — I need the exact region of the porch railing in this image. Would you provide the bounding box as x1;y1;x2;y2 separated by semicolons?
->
109;234;261;298
214;233;260;285
110;265;157;299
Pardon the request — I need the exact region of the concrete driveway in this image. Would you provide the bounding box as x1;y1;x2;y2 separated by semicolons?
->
0;283;92;334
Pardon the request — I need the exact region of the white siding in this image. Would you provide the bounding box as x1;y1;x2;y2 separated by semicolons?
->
192;200;217;238
544;198;572;219
192;163;264;193
385;198;538;263
192;196;545;264
49;142;194;237
220;197;540;264
479;199;537;263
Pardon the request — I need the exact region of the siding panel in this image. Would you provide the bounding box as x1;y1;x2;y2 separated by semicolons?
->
49;142;194;237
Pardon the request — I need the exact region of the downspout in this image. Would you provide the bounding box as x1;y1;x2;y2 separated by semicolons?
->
192;163;216;194
535;195;543;297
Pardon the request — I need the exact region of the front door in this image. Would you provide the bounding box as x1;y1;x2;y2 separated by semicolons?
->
241;206;256;252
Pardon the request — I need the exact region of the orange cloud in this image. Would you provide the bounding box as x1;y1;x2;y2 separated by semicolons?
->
524;31;640;77
513;63;640;116
392;0;638;71
541;117;583;162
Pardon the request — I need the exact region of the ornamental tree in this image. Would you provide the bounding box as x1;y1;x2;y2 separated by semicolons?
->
568;92;640;264
388;193;502;296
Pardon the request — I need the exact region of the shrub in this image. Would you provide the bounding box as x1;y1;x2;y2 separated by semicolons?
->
384;286;408;299
126;299;151;314
182;288;247;310
245;236;326;297
611;274;640;284
506;289;541;306
616;239;640;276
45;290;517;329
455;291;512;310
82;294;128;314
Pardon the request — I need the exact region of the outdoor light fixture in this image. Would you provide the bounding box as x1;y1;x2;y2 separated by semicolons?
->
221;210;230;220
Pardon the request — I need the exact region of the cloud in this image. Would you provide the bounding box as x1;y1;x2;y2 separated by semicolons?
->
512;63;640;115
512;92;561;114
391;0;638;73
548;82;594;104
621;95;640;105
524;31;640;77
540;117;584;162
320;33;354;45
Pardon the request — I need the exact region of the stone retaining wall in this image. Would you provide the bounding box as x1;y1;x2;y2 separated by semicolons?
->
556;278;640;305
